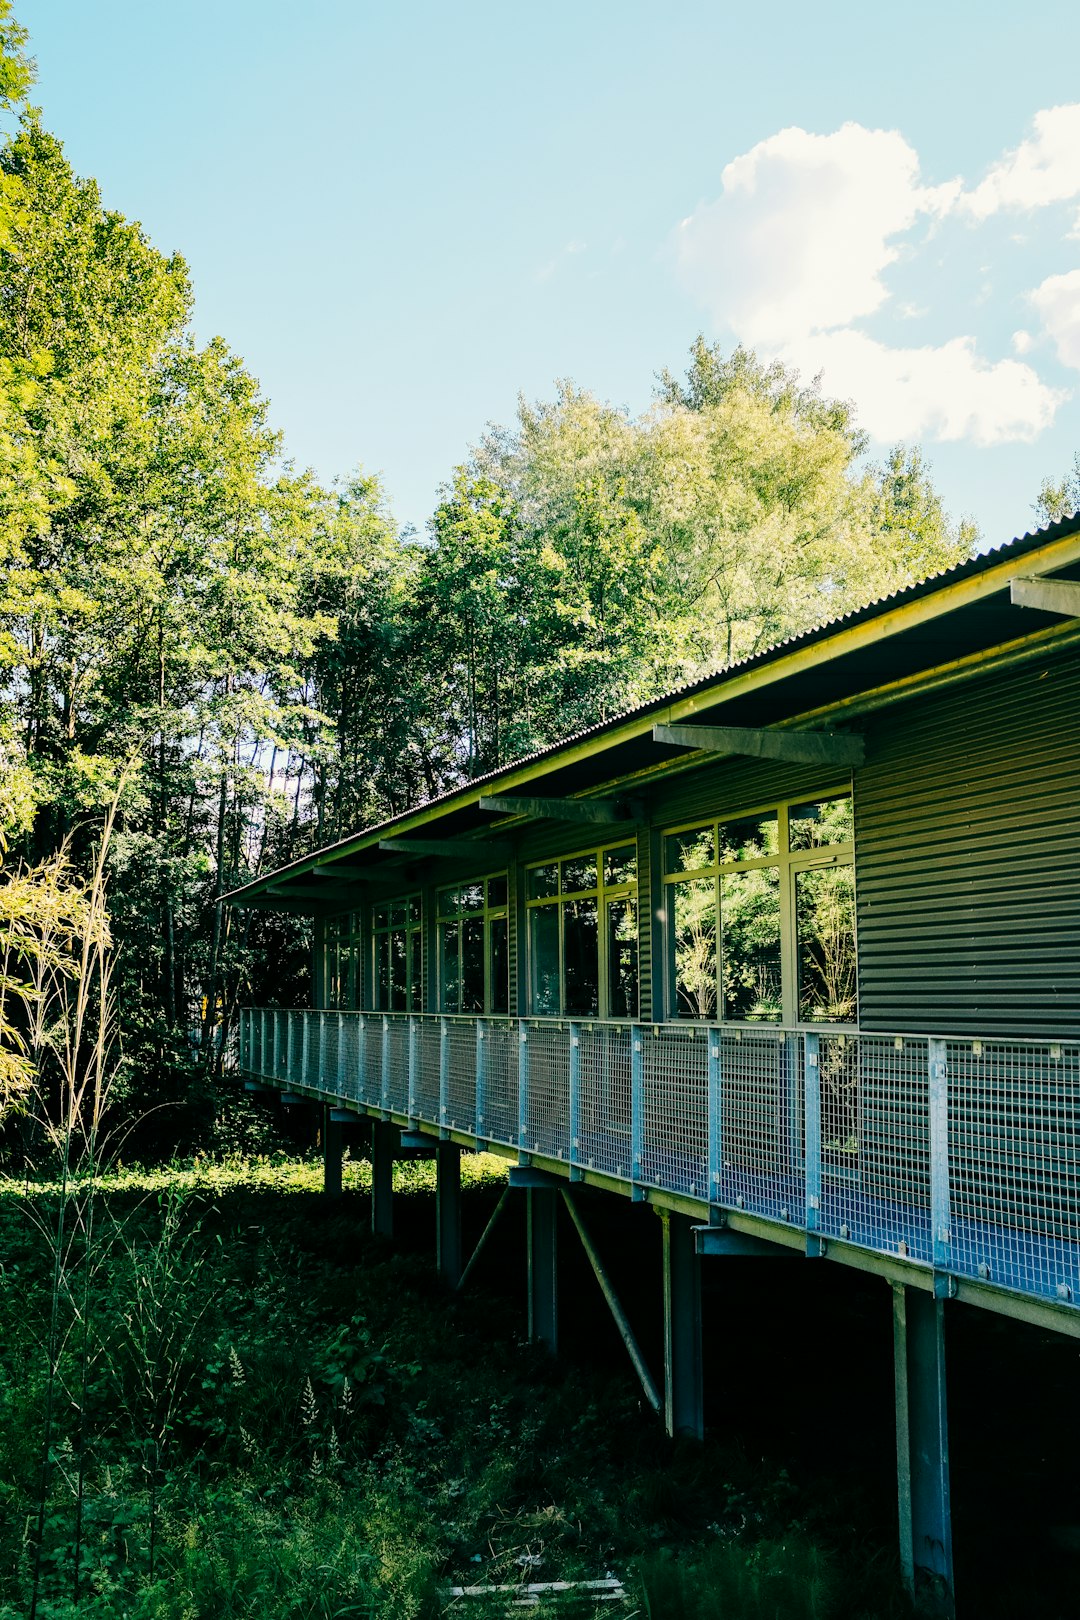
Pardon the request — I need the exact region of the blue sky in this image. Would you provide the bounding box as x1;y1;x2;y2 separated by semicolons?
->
18;0;1080;543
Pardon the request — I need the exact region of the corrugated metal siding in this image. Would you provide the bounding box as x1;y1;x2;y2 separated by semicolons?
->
508;861;521;1016
637;826;653;1022
856;651;1080;1037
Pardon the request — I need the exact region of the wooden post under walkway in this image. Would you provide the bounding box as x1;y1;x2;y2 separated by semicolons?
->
893;1283;955;1617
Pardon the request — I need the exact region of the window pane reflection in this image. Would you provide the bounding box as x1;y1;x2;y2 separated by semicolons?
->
461;916;485;1012
564;899;599;1015
789;796;853;852
796;865;857;1022
718;812;779;864
673;877;717;1019
529;864;558;900
561;855;597;894
604;845;637;887
720;867;781;1021
529;906;560;1015
607;898;638;1018
490;916;509;1014
665;825;714;875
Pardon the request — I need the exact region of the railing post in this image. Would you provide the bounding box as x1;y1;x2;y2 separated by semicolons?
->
569;1022;582;1179
631;1024;645;1201
708;1028;723;1210
238;1009;247;1070
475;1017;487;1144
337;1011;346;1092
439;1016;450;1136
517;1020;529;1156
357;1013;367;1104
261;1009;269;1077
928;1038;951;1280
301;1012;311;1089
381;1014;391;1113
318;1009;327;1089
805;1031;822;1248
408;1015;418;1121
274;1010;283;1080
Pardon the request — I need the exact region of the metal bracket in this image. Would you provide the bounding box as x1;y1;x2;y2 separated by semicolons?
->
508;1165;564;1190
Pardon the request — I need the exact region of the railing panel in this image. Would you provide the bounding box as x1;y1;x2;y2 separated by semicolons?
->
321;1013;339;1096
717;1028;801;1225
445;1017;478;1134
524;1021;571;1161
337;1013;362;1105
288;1015;304;1085
385;1017;410;1113
483;1018;519;1145
818;1033;931;1262
413;1017;442;1127
947;1039;1080;1302
578;1023;632;1179
640;1026;708;1199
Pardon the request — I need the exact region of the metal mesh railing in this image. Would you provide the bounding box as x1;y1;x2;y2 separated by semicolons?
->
816;1033;931;1262
482;1018;519;1145
445;1018;477;1134
238;1008;1080;1310
947;1039;1080;1301
641;1026;709;1200
524;1021;571;1161
578;1023;632;1179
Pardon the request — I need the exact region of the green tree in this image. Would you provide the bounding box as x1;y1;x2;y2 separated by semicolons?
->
1035;452;1080;525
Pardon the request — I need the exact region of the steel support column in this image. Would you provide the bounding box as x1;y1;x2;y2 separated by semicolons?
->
436;1142;463;1287
893;1283;955;1617
526;1188;558;1353
371;1121;399;1239
322;1106;343;1200
660;1210;704;1441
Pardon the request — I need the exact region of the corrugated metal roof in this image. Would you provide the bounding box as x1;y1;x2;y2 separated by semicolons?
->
224;508;1080;900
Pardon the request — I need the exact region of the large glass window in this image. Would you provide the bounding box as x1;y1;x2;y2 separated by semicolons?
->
437;876;509;1014
372;895;422;1012
324;912;362;1008
526;843;638;1018
665;793;855;1025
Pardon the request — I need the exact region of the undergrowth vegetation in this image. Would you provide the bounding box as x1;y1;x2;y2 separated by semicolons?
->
0;1159;909;1618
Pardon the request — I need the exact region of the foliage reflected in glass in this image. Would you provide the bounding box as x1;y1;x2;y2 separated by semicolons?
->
664;825;714;875
718;812;779;865
561;855;597;894
563;899;599;1015
460;916;484;1012
720;867;781;1020
789;796;853;853
796;865;857;1022
673;878;717;1019
606;898;639;1018
604;845;637;888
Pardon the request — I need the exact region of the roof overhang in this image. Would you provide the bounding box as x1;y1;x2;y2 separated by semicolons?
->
225;515;1080;913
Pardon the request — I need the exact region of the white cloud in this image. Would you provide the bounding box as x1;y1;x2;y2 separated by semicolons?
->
963;105;1080;219
784;330;1064;447
1030;268;1080;369
673;115;1076;448
676;122;959;345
